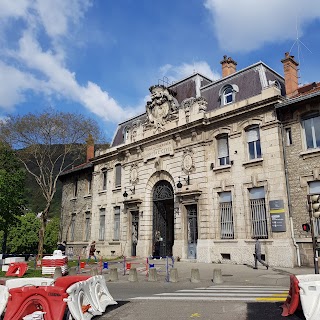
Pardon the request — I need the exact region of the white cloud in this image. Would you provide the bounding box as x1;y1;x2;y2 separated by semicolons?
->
204;0;320;52
0;0;134;124
0;62;44;110
160;61;220;83
0;0;29;18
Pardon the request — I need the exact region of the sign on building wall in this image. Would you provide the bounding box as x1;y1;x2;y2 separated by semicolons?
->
143;141;174;162
270;200;286;232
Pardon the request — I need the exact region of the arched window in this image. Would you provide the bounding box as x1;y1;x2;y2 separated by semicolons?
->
219;84;238;106
223;86;233;105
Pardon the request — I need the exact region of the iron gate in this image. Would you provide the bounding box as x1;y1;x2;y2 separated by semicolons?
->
153;181;174;257
131;211;139;256
187;204;198;259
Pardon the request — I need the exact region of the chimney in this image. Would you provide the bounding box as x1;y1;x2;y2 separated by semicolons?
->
86;134;94;162
281;52;299;97
220;55;237;77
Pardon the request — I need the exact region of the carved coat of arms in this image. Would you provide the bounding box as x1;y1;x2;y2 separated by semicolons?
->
146;85;178;132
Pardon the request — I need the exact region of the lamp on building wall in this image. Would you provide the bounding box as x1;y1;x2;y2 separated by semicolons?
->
176;175;190;188
123;186;136;198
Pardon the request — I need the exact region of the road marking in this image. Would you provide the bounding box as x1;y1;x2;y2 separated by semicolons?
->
131;285;288;302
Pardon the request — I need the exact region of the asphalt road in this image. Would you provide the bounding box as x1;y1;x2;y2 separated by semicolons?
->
98;300;306;320
95;281;306;320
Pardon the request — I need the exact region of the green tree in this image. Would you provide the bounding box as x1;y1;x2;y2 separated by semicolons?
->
0;142;26;253
0;109;101;258
3;213;59;254
6;212;40;254
44;217;60;254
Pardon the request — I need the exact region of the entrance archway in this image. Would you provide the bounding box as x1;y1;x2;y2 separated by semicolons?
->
152;180;174;257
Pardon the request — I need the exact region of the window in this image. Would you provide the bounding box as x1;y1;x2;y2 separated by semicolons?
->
84;212;91;241
285;128;292;146
219;84;238;106
73;177;78;197
102;170;107;190
114;207;120;240
217;134;230;166
115;164;121;188
249;187;268;239
219;192;234;239
99;208;106;241
70;214;76;241
246;126;262;160
223;86;233;105
87;174;92;194
123;127;130;143
303;115;320;149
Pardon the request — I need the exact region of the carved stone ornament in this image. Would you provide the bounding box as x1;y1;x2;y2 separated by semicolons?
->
182;148;194;174
181;97;208;114
146;85;178;133
130;164;139;184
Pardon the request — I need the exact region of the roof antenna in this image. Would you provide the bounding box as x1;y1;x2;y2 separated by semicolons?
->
289;15;312;83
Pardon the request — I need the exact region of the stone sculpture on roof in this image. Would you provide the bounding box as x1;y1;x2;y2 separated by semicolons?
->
146;85;179;133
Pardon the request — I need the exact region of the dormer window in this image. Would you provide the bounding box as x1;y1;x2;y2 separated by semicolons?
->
223;87;233;105
219;84;239;106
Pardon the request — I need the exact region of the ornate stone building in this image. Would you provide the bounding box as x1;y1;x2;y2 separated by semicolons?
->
60;55;301;267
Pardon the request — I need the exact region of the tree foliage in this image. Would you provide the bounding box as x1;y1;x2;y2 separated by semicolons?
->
0;109;102;257
2;213;59;254
0;142;26;253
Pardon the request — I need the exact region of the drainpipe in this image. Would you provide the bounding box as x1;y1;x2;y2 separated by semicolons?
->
280;123;301;266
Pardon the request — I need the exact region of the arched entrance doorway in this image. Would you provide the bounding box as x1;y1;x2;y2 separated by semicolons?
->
152;180;174;257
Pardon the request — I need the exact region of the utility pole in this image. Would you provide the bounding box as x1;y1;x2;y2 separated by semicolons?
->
307;194;320;274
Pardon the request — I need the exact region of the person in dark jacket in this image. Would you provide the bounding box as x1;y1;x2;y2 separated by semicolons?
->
253;237;269;270
86;241;97;263
57;241;66;255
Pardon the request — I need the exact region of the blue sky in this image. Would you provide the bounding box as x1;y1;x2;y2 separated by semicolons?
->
1;0;320;141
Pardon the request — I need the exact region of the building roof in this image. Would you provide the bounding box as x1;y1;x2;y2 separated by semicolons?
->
110;62;285;148
276;82;320;109
59;162;93;179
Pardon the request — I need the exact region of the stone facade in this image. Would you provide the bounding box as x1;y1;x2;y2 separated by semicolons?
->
277;93;320;266
59;58;298;267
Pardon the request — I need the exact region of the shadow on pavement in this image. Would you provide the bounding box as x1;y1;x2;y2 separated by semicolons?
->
246;302;305;320
105;300;130;311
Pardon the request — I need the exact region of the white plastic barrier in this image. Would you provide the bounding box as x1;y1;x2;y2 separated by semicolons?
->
65;280;100;320
64;275;117;320
5;277;54;289
22;311;46;320
297;275;320;320
42;250;68;275
0;285;9;318
88;275;117;312
2;256;25;272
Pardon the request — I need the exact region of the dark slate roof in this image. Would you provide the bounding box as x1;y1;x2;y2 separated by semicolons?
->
59;162;93;179
169;74;213;104
201;63;285;112
110;63;285;148
111;113;146;148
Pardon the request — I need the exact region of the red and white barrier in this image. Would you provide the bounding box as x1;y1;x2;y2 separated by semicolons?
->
42;250;68;275
0;275;117;320
0;285;9;318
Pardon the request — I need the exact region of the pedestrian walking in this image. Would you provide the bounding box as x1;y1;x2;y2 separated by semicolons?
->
86;241;97;264
253;237;269;270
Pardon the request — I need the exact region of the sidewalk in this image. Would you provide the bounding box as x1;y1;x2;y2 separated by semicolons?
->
94;258;315;288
